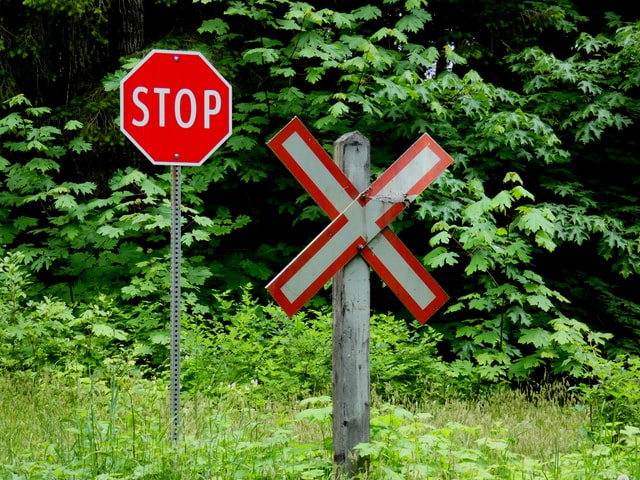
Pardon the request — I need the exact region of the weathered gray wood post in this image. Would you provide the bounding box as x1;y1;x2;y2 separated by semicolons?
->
332;131;371;477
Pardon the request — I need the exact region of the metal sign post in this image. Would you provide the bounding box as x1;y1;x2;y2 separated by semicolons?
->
120;49;233;445
169;165;182;443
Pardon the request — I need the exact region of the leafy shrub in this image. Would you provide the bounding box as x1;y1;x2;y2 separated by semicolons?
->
180;287;333;396
179;287;449;400
577;355;640;443
190;0;637;387
3;1;639;393
0;251;129;373
422;171;613;387
370;314;448;400
0;94;253;372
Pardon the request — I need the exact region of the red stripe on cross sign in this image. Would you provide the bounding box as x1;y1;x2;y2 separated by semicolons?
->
267;117;358;219
362;229;448;321
267;214;355;315
266;118;452;323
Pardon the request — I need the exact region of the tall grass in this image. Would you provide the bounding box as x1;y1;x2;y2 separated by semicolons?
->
0;372;638;479
412;386;586;459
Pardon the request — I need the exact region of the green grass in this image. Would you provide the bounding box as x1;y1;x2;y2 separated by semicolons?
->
412;387;587;459
0;373;638;479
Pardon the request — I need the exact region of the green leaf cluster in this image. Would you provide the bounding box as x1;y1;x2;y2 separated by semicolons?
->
0;0;638;392
0;96;252;372
577;355;640;444
422;169;616;384
180;287;447;400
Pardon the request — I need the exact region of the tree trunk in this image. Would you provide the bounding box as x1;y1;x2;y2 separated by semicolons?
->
113;0;145;57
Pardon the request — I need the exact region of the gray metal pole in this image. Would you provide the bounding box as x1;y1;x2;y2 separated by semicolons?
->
332;132;371;478
170;165;182;444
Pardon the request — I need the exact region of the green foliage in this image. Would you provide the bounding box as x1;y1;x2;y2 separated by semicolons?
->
504;21;640;279
194;0;474;146
0;238;449;395
0;251;130;372
577;355;640;444
22;0;103;16
178;0;621;386
352;401;640;479
180;287;448;400
182;288;333;396
370;315;448;399
2;373;639;480
2;0;640;392
421;169;614;385
0;95;254;372
355;406;538;478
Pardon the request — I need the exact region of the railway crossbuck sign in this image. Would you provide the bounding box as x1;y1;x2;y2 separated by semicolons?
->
267;118;453;323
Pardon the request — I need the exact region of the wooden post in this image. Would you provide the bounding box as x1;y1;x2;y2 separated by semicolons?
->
332;131;371;477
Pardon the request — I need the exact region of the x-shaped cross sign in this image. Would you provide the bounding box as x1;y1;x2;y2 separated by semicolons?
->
266;118;452;323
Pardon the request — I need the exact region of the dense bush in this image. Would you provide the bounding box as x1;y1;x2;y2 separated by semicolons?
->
1;0;638;394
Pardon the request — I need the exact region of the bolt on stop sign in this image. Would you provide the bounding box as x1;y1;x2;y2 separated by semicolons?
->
120;49;232;166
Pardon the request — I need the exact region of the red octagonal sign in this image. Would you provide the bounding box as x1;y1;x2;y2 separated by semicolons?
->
120;49;232;166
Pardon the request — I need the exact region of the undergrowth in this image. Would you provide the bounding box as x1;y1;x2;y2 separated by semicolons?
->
0;372;638;479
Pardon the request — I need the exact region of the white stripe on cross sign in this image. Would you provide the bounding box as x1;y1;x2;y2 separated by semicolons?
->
266;117;452;323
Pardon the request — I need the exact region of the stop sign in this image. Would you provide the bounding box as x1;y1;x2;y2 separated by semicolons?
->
120;49;232;166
